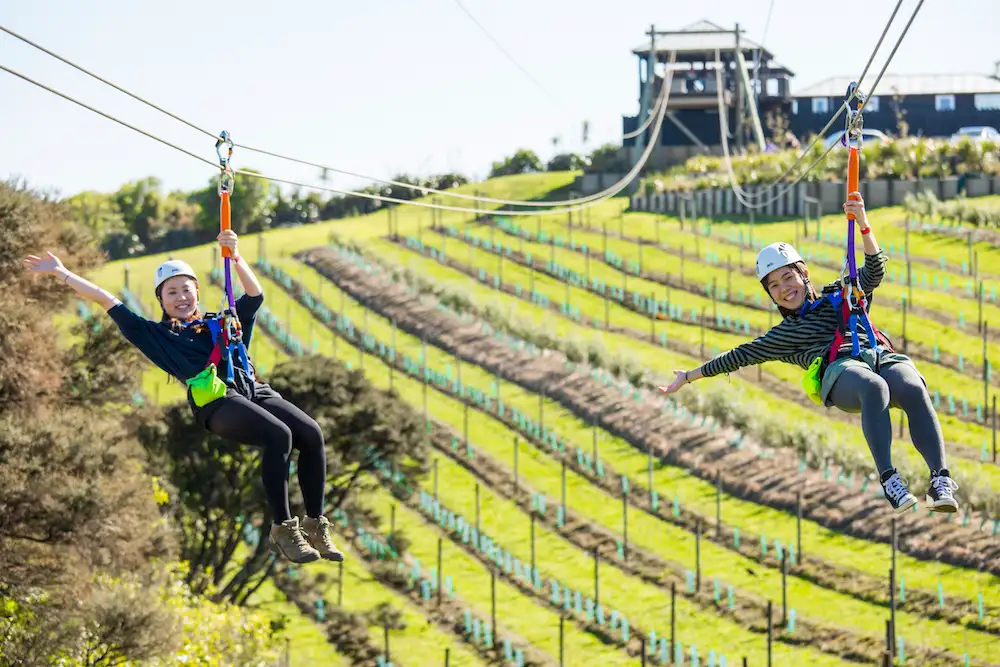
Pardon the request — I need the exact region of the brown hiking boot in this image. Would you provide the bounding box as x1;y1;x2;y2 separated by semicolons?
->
301;515;346;562
269;517;321;563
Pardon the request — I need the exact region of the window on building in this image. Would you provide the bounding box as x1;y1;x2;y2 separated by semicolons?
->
791;100;799;115
766;79;779;96
812;97;829;114
974;93;1000;110
865;96;880;112
935;94;956;111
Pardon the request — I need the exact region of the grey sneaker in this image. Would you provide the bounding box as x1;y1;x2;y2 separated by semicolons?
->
302;515;346;562
269;517;321;563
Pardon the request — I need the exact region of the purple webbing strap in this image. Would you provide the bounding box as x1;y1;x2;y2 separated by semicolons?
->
847;216;858;283
224;256;236;310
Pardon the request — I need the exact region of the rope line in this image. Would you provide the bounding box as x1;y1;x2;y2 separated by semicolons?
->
450;0;570;115
711;0;923;209
1;21;662;210
1;54;676;217
0;63;218;169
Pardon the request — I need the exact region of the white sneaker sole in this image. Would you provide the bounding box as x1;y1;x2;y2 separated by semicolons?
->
892;495;918;515
926;496;958;513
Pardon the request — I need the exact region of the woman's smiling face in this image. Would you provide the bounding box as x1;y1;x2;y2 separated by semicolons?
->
765;264;809;310
160;275;199;320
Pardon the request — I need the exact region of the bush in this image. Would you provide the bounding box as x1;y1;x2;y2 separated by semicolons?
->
641;136;1000;193
904;190;1000;229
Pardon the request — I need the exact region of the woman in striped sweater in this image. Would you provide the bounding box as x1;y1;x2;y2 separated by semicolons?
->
658;194;957;515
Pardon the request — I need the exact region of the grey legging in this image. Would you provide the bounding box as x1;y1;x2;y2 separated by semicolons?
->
827;362;946;475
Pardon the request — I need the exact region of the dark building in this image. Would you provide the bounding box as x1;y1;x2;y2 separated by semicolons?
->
790;74;1000;139
622;20;795;171
620;20;1000;173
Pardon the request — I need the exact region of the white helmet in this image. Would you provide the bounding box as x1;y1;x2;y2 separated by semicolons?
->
755;242;804;281
154;259;199;292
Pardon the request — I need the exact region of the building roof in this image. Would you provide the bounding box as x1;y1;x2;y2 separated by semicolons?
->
631;20;777;61
795;73;1000;98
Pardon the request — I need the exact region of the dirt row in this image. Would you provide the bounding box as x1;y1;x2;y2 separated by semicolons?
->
273;566;408;667
253;261;1000;636
378;233;993;458
467;218;1000;385
380;449;864;667
420;420;983;666
299;245;1000;576
276;516;553;667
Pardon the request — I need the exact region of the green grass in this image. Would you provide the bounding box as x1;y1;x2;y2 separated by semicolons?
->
543;205;1000;326
303;552;491;667
252;260;1000;659
261;249;1000;597
452;220;1000;411
439;222;999;457
371;459;852;665
364;489;644;667
247;272;858;664
366;236;1000;488
246;578;353;667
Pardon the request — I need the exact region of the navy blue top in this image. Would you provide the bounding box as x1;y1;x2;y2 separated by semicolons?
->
106;293;264;382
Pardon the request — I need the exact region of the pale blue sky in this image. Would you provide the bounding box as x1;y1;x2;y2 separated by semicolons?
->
2;0;997;198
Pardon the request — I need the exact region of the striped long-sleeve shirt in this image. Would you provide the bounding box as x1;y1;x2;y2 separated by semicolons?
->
700;250;889;378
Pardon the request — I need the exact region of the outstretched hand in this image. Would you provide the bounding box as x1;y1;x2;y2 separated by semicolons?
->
657;370;689;395
22;251;66;277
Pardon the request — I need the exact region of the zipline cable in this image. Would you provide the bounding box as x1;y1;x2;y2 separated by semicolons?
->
718;0;910;205
711;0;923;209
0;23;665;210
0;56;677;217
0;63;218;169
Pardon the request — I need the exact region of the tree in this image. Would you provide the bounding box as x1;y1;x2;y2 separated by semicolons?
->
546;153;588;172
764;107;792;148
1;182;278;665
64;191;126;239
189;169;276;235
584;144;629;174
138;355;430;604
891;87;909;139
489;149;543;178
114;177;166;248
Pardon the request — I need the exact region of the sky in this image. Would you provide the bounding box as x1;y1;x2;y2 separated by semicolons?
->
2;0;998;199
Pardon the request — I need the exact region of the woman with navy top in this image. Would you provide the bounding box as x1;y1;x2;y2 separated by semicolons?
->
23;230;343;564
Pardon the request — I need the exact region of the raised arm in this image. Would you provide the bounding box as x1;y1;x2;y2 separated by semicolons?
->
844;194;887;294
219;229;263;298
22;251;119;310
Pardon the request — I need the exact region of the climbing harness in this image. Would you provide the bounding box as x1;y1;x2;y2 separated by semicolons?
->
185;131;255;406
214;130;255;387
835;82;892;362
795;83;894;401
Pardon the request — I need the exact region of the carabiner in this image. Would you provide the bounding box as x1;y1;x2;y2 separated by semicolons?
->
215;130;234;168
219;167;236;196
843;82;865;147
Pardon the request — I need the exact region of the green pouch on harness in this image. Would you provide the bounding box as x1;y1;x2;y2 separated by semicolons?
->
185;363;227;407
802;356;824;406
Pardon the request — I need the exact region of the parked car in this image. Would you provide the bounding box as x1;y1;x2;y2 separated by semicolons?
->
822;129;892;148
949;126;1000;144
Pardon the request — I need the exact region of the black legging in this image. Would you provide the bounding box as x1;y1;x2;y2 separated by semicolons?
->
827;362;946;475
204;393;326;523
